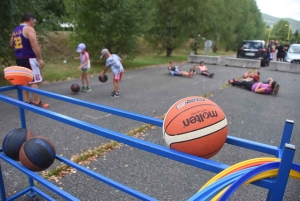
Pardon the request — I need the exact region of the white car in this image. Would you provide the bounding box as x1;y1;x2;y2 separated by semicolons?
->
285;44;300;63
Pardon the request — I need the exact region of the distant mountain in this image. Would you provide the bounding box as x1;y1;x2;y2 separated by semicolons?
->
262;13;300;32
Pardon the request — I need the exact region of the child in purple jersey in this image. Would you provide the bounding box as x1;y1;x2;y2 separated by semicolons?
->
228;78;279;95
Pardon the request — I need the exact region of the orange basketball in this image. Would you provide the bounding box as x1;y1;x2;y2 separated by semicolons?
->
4;66;34;86
163;96;228;159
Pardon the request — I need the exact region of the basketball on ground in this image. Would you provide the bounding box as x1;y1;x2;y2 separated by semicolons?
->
71;83;80;92
2;128;35;161
19;136;56;172
162;96;228;159
98;74;108;83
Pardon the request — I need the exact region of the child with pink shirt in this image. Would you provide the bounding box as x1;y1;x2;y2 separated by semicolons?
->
194;61;214;78
74;43;91;92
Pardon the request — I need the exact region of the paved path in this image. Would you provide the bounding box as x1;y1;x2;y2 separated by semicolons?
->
0;62;299;200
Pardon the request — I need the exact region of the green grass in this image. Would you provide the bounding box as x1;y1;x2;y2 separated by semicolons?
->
0;47;235;86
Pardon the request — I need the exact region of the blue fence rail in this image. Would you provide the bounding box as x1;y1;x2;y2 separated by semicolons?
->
0;86;297;201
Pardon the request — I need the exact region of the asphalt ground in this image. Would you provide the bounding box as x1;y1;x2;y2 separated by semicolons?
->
0;60;300;201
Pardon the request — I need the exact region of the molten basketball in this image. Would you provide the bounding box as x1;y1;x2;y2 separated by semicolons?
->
19;136;56;172
162;96;228;159
2;128;35;161
4;66;34;86
98;74;108;83
71;83;80;92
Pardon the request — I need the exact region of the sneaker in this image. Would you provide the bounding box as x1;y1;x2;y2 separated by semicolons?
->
209;73;214;78
85;86;92;92
273;84;280;95
33;100;50;109
81;86;86;92
111;91;119;95
111;92;119;98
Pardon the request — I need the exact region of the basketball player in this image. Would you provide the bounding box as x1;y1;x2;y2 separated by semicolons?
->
10;13;49;108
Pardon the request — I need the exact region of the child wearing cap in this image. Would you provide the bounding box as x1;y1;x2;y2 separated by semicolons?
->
74;43;91;92
99;48;124;98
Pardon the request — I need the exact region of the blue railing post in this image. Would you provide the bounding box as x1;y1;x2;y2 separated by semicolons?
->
16;87;36;198
0;163;7;201
267;143;296;201
0;86;299;201
17;87;26;129
278;120;294;152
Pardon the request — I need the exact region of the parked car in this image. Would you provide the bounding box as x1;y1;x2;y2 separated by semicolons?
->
237;40;270;67
285;44;300;63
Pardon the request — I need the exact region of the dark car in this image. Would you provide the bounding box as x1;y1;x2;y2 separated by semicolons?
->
237;40;270;67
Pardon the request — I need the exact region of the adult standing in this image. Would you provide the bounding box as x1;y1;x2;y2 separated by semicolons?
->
283;40;290;59
10;13;49;108
267;40;275;60
276;42;285;62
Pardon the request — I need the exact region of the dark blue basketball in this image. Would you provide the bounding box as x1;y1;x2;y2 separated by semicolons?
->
19;136;56;172
98;74;108;83
2;128;34;161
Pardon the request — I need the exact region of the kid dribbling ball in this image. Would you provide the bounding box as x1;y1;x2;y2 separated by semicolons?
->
162;96;228;159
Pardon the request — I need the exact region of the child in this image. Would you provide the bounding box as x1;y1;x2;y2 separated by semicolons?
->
242;70;260;82
195;61;214;78
74;43;91;92
99;48;124;98
168;61;195;77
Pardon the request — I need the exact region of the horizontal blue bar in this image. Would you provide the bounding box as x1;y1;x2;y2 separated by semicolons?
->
0;86;17;92
7;187;31;201
0;94;228;173
55;155;157;201
13;86;281;156
0;152;80;201
17;86;162;126
30;186;58;201
226;136;280;157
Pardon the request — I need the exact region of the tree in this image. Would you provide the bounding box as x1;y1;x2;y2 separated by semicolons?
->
232;0;266;50
294;30;299;40
145;0;202;57
65;0;154;59
272;20;290;42
0;0;66;66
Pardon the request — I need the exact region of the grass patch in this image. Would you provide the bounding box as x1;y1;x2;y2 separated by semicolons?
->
0;30;235;86
42;123;156;180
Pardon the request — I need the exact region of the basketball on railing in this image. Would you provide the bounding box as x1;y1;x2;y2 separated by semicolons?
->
163;96;228;158
19;136;56;172
2;128;35;161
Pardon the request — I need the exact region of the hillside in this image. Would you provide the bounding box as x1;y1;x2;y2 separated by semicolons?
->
262;13;300;32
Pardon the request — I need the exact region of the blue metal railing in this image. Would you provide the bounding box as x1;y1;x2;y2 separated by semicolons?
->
0;86;297;201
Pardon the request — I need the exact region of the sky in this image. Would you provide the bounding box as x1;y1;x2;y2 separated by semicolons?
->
256;0;300;21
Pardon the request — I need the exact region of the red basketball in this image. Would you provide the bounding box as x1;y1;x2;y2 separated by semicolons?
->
163;96;228;158
19;136;56;172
